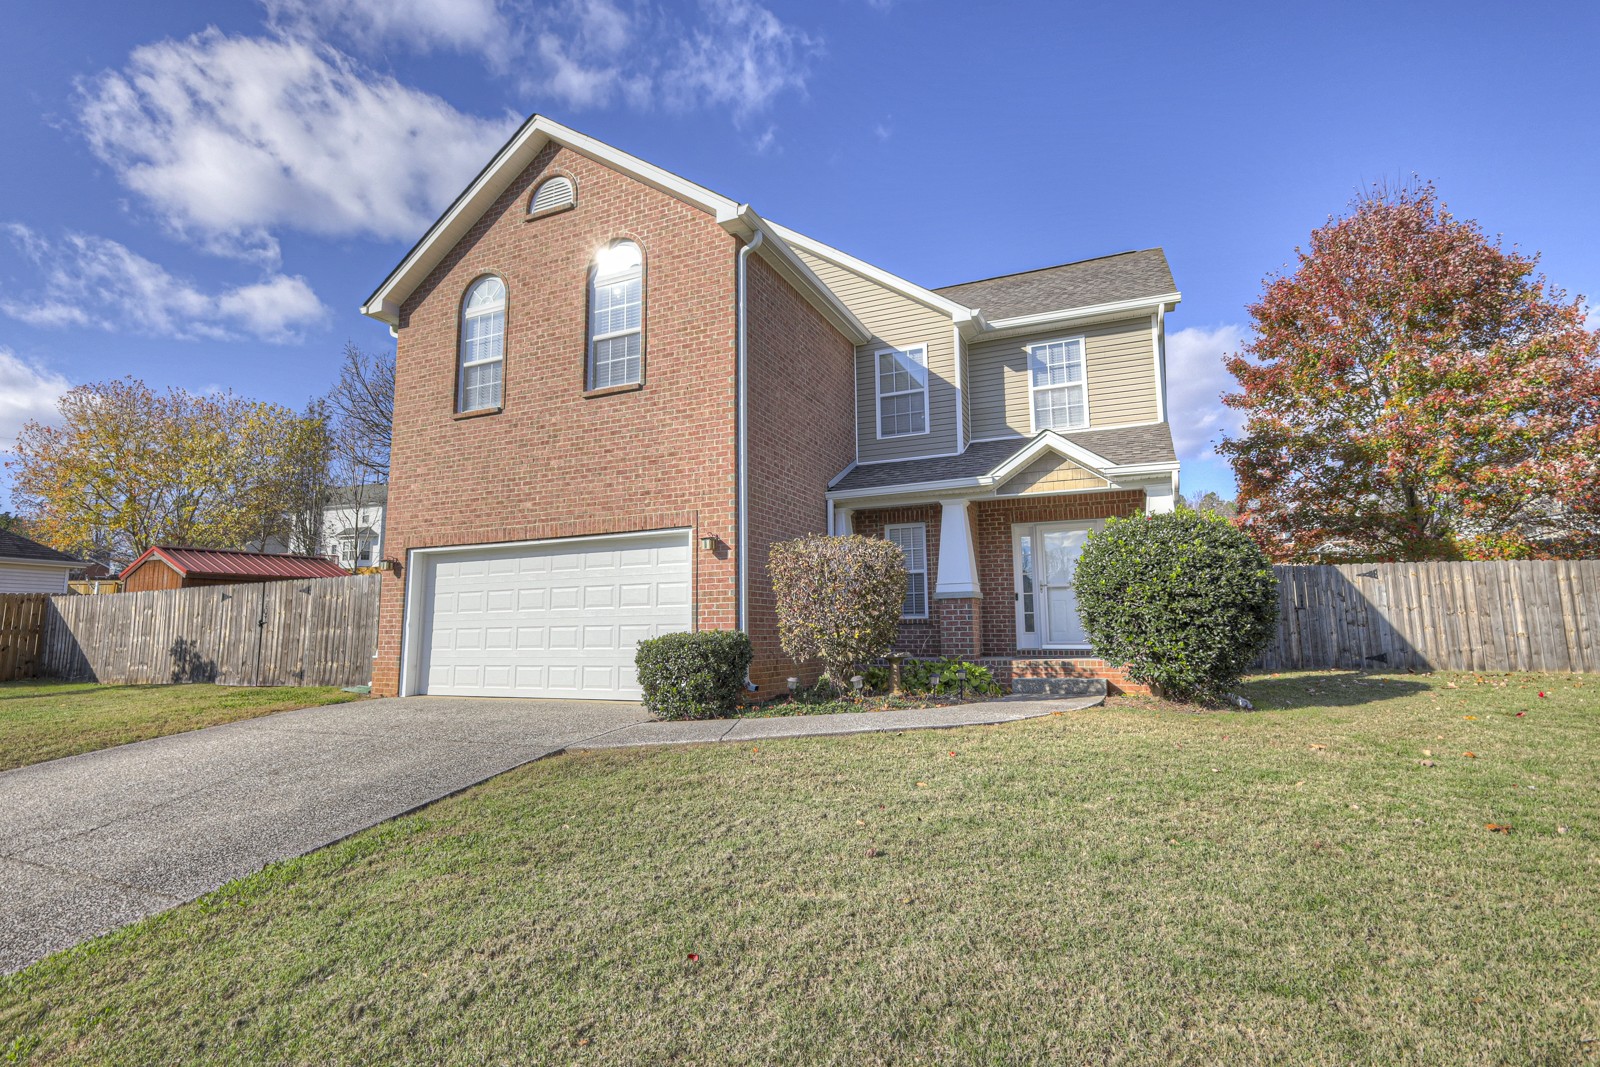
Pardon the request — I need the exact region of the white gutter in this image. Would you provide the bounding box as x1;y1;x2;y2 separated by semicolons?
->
736;228;764;638
983;292;1183;333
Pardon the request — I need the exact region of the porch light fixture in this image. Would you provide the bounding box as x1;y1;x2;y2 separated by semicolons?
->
699;535;718;552
378;558;399;573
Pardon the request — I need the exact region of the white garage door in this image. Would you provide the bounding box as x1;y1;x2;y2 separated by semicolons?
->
416;530;692;700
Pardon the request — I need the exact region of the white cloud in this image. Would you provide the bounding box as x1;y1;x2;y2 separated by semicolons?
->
76;30;519;260
263;0;517;65
1166;323;1248;463
661;0;821;120
0;348;70;450
1;226;326;343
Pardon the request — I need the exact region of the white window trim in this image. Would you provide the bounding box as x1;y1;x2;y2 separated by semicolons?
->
459;277;505;412
1026;335;1090;435
874;344;930;440
588;245;643;389
885;522;929;620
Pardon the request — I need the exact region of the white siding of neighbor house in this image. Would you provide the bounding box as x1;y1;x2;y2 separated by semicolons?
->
0;562;71;594
794;249;960;463
969;315;1160;440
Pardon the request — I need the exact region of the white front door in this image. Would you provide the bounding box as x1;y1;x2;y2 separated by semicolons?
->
1013;520;1100;649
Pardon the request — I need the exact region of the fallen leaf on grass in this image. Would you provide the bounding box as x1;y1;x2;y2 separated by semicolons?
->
1420;760;1436;767
1463;752;1477;759
1485;824;1512;834
1463;715;1477;720
856;819;866;826
1445;682;1459;689
1557;826;1569;835
916;782;928;788
866;847;882;858
1309;744;1327;751
1515;711;1526;717
687;953;700;963
1422;749;1432;757
1538;691;1547;698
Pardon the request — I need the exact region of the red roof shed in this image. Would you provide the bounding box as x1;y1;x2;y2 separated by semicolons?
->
120;546;348;593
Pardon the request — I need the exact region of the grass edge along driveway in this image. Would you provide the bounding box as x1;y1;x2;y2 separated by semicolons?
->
0;681;364;772
1;670;1596;1065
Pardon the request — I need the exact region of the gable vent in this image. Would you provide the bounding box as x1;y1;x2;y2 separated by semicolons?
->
530;176;575;215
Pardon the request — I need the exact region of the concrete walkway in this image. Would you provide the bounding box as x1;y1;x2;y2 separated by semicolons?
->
0;691;1099;973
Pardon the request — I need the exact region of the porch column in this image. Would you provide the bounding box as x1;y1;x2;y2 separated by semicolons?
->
834;507;854;536
934;498;982;658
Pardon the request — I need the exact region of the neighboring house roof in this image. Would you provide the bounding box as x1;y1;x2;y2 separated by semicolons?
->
934;250;1178;321
325;483;388;509
122;546;348;581
0;529;81;566
830;424;1178;494
361;115;869;346
332;526;380;539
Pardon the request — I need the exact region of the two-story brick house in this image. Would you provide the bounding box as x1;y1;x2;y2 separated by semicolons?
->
362;116;1179;700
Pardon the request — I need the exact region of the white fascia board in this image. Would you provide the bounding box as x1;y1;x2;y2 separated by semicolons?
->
0;558;78;571
361;115;740;325
981;292;1183;336
1107;460;1181;476
988;431;1116;481
725;208;871;344
826;460;859;489
766;221;982;328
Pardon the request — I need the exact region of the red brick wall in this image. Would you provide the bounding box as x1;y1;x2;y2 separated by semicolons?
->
743;254;857;693
850;504;942;658
375;143;741;695
973;491;1146;655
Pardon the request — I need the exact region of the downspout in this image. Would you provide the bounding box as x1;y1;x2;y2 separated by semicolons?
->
736;226;764;645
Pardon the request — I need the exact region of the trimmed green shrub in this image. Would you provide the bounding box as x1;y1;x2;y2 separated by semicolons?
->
900;657;1004;697
635;630;753;720
1074;511;1278;700
769;535;905;689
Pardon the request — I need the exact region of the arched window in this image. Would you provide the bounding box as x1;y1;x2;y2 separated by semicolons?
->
588;240;643;389
459;275;505;411
530;175;576;215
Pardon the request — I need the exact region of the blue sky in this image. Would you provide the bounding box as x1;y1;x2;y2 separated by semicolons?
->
3;0;1597;502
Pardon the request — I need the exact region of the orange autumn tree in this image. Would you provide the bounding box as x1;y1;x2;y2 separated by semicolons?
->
1219;182;1600;561
8;378;331;565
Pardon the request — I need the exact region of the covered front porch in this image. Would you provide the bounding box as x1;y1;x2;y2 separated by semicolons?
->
827;430;1178;692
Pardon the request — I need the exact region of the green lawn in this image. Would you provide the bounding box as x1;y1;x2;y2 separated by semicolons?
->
0;681;364;772
2;671;1596;1065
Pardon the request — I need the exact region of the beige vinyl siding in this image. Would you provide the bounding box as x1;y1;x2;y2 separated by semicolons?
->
795;250;959;463
995;453;1110;496
969;316;1160;440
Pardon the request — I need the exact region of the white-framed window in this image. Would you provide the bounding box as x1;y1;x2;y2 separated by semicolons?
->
530;175;575;215
875;344;929;438
589;240;643;390
459;276;505;412
885;523;928;619
1028;337;1088;432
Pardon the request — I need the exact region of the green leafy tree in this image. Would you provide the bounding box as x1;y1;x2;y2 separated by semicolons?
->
1219;181;1600;561
1075;512;1278;700
769;535;905;690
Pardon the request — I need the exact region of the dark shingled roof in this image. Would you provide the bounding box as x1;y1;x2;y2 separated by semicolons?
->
934;249;1176;320
0;529;81;565
831;424;1176;494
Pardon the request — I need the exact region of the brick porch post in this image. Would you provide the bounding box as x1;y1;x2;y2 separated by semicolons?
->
933;499;982;658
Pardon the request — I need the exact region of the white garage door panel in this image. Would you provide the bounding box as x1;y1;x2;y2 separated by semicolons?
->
419;532;691;700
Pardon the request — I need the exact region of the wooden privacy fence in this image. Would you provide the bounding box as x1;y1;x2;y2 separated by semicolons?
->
37;574;380;687
1258;561;1600;673
0;594;48;682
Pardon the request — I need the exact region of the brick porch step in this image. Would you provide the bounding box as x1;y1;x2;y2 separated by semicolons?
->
979;656;1149;697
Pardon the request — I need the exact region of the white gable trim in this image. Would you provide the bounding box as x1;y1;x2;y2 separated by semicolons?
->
767;222;983;327
988;431;1115;482
722;207;870;344
364;115;732;324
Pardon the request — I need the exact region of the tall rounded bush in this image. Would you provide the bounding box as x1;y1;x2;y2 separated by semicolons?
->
769;535;905;689
1074;511;1278;699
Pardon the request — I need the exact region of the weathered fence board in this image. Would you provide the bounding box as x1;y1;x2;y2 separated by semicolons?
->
0;594;48;682
1258;562;1600;673
39;575;379;687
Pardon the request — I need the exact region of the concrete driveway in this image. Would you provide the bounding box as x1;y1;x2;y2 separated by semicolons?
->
0;696;649;973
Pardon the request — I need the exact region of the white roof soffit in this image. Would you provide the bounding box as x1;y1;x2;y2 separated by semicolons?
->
978;292;1184;338
766;222;983;329
361;115;741;324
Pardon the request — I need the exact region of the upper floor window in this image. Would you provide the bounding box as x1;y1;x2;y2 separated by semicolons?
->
530;175;575;216
875;344;928;438
588;240;643;390
459;276;505;412
885;523;928;618
1029;337;1087;432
